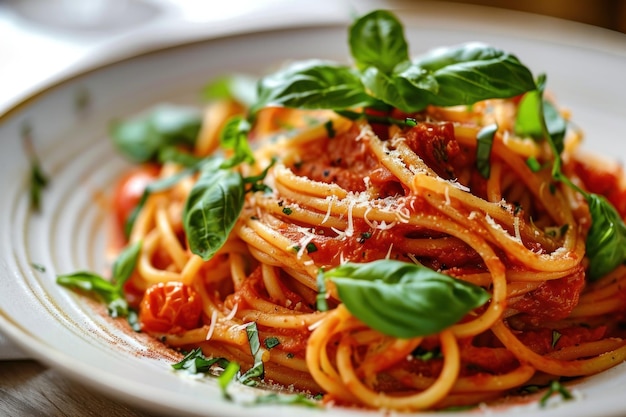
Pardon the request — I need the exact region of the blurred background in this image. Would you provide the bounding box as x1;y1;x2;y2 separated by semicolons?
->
0;0;624;113
449;0;626;33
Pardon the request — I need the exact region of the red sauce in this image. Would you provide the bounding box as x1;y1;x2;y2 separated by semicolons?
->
508;265;586;321
404;122;470;180
571;157;626;217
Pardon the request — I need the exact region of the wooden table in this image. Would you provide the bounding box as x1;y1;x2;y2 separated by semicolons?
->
0;360;159;416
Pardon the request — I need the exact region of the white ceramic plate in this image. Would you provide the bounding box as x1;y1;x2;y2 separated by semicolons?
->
2;2;626;416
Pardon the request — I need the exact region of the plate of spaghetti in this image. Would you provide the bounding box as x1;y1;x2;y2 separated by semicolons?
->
2;3;626;416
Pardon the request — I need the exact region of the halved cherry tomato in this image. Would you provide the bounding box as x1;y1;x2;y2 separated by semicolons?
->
139;282;203;334
112;164;160;231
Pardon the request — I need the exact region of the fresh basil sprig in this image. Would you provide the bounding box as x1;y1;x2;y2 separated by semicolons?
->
323;260;490;338
249;11;536;117
56;241;142;317
111;104;202;163
516;75;626;280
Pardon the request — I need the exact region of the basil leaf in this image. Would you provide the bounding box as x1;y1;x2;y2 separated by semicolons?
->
183;162;245;260
57;271;117;295
57;241;142;318
413;42;535;106
514;89;543;140
220;116;254;168
539;380;573;407
584;193;626;280
476;123;498;179
362;43;536;113
324;260;490;338
542;100;566;156
252;60;377;114
56;271;129;317
349;10;409;74
158;146;204;168
111;240;142;286
111;104;201;163
203;74;258;107
361;67;431;113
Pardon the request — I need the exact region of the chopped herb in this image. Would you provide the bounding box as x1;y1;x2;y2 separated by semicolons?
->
476;123;497;179
520;385;541;394
513;202;523;216
127;309;141;332
526;156;542;172
324;120;336;138
358;231;372;243
551;330;562;349
539;380;573;407
218;361;241;401
171;348;231;374
548;183;557;195
282;207;293;215
286;352;295;359
264;337;280;350
316;269;329;312
239;323;265;386
306;242;318;253
31;263;46;273
22;123;49;212
405;117;417;127
412;346;442;361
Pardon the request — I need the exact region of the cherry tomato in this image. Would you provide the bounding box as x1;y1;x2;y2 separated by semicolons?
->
112;165;160;231
139;282;203;334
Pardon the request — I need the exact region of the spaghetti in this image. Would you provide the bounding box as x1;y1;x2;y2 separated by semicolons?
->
103;10;626;412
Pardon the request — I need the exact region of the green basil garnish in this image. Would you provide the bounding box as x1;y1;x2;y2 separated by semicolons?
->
56;241;141;317
219;116;255;168
203;74;258;107
183;160;245;261
476;123;497;179
252;60;377;114
239;322;264;386
111;104;201;163
323;260;490;338
583;193;626;280
172;348;231;373
349;10;409;74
